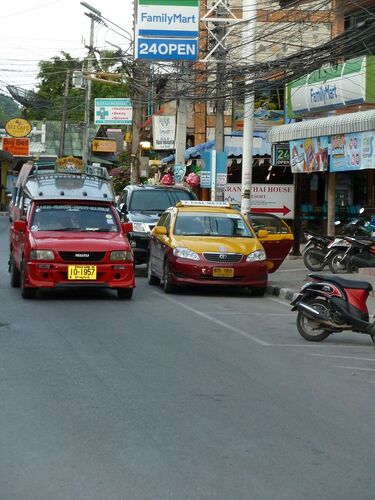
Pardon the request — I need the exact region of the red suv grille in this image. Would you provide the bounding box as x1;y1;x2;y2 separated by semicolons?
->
59;251;105;262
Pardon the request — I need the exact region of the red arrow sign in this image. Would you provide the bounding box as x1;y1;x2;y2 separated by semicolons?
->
251;205;291;216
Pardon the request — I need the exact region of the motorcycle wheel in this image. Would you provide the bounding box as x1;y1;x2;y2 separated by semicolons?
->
296;297;331;342
328;250;348;274
302;247;326;271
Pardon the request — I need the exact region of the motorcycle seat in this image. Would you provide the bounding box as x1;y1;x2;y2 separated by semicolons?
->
309;273;373;291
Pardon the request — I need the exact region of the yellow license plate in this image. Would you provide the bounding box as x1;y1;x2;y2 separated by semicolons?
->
213;267;234;278
68;265;97;280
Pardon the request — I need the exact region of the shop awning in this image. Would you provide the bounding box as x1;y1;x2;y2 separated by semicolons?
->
161;134;271;163
266;109;375;143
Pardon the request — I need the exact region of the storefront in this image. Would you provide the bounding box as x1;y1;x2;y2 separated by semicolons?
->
267;109;375;240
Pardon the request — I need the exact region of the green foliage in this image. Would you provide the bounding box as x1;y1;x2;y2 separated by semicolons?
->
110;166;131;193
27;50;130;121
0;94;21;123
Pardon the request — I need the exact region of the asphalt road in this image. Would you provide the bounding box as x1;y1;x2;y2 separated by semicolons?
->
2;217;375;500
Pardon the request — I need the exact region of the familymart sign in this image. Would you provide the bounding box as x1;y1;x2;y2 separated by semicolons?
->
135;0;200;61
286;56;375;116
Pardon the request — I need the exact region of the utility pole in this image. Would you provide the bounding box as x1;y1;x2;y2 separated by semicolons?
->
240;0;257;214
174;62;188;173
82;11;96;165
212;2;226;202
59;70;70;158
130;60;144;185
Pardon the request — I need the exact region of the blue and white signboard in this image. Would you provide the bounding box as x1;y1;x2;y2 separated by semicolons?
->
135;0;200;62
136;37;198;61
94;98;132;125
137;6;199;37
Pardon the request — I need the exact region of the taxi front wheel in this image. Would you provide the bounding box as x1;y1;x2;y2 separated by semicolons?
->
163;261;176;294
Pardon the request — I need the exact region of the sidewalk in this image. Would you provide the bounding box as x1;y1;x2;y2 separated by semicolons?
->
267;255;375;309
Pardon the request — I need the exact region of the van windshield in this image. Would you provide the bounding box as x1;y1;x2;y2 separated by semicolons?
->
129;190;194;211
30;204;119;232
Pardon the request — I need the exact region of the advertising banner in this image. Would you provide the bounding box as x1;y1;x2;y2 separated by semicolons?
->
330;131;375;172
2;137;30;156
94;98;132;125
152;115;176;150
289;136;329;173
135;0;200;62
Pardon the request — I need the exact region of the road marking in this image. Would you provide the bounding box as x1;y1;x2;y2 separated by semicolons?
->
333;365;375;372
203;311;290;316
310;353;375;361
157;293;270;346
269;297;291;306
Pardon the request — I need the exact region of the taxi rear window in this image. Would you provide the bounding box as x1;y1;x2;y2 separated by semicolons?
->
174;212;253;237
30;204;119;232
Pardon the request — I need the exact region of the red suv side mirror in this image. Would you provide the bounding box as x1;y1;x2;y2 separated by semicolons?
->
14;219;27;232
122;222;133;234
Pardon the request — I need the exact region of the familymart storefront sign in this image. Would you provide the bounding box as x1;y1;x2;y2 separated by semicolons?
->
135;0;199;61
286;56;375;116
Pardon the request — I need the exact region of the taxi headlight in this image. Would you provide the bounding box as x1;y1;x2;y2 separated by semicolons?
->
30;249;54;261
132;222;149;233
246;250;266;262
173;247;200;261
110;250;133;261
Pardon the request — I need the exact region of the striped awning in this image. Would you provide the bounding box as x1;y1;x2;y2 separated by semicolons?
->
266;110;375;143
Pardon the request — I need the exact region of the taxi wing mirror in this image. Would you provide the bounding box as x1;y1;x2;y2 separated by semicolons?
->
154;226;167;236
122;222;133;234
257;229;269;238
14;219;27;232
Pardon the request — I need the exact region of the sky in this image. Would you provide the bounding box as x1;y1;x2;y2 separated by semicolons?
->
0;0;134;95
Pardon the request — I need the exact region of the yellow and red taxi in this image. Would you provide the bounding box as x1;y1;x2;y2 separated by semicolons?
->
9;158;135;299
147;201;269;295
246;213;294;273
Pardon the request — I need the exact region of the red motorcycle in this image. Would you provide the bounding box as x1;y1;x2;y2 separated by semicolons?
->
291;273;375;342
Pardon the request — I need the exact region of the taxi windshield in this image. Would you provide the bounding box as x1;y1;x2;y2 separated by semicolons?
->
174;212;253;237
30;204;119;232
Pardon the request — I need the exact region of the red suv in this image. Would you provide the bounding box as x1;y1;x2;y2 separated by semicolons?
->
9;159;135;299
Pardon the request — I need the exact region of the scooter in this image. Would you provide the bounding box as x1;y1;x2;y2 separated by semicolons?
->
291;273;375;342
302;232;334;271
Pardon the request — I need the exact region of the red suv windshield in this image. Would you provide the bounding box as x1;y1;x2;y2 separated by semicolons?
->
30;204;120;232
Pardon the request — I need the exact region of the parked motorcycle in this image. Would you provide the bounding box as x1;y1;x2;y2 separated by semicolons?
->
328;236;375;274
291;273;375;342
302;232;333;271
303;214;375;272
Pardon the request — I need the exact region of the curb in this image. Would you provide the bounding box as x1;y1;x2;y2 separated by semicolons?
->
0;212;9;217
266;284;299;302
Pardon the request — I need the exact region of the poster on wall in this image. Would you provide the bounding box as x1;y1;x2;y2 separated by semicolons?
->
330;131;375;172
289;136;329;173
152;115;176;150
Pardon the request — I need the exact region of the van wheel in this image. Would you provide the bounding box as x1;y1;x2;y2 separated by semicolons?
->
20;259;36;299
117;288;133;300
9;256;20;287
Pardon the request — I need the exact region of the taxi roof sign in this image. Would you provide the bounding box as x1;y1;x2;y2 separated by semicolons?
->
176;201;232;208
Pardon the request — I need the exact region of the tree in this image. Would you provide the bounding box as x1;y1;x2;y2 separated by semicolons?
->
0;94;21;123
26;50;130;121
